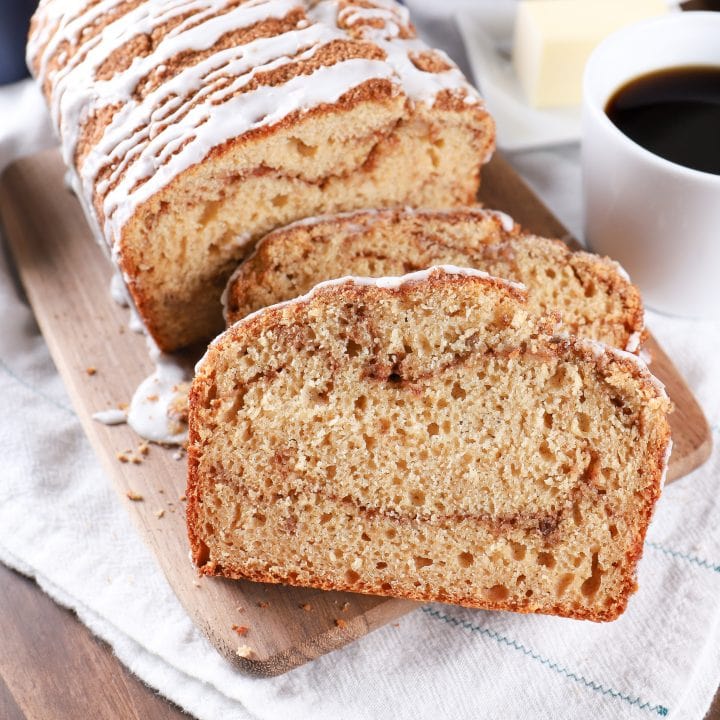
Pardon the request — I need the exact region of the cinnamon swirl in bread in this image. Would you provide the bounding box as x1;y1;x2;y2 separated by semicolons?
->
188;267;671;621
27;0;494;351
223;206;645;351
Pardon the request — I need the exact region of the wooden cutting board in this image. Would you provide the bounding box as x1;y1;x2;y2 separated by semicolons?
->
0;149;711;678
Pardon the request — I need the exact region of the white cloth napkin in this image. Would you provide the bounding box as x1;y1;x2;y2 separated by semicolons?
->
2;6;720;719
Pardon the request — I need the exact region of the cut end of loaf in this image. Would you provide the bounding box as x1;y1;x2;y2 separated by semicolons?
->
223;206;644;353
120;99;493;352
187;268;671;622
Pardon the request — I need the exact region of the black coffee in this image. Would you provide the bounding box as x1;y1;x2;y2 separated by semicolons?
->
605;65;720;175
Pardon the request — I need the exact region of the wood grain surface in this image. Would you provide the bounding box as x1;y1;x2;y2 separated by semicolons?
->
0;149;711;680
0;565;191;720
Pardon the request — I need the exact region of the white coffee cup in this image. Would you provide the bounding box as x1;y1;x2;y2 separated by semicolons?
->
582;12;720;319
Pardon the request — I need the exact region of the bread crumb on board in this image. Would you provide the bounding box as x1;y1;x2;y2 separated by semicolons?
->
118;449;144;465
126;490;143;501
154;509;165;519
236;645;254;659
299;603;312;612
85;366;97;376
335;619;348;629
232;625;249;636
257;601;269;609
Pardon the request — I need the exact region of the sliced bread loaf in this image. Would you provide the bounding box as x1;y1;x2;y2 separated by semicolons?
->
189;266;671;621
29;1;494;352
224;207;644;351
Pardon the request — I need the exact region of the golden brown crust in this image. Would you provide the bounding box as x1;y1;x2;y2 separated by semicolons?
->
187;269;671;622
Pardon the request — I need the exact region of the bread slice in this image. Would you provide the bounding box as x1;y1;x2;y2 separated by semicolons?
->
28;0;494;352
224;206;644;352
188;266;671;621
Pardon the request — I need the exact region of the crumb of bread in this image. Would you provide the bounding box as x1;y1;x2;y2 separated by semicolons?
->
188;268;670;621
117;402;128;411
146;394;159;402
335;619;348;629
155;509;165;518
192;580;201;588
236;645;254;659
129;454;142;465
138;442;150;456
232;625;249;636
257;601;269;609
299;603;312;612
179;494;187;502
341;602;350;612
126;490;143;501
116;452;129;463
85;366;97;376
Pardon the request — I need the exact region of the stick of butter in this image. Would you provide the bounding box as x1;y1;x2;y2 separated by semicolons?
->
513;0;668;108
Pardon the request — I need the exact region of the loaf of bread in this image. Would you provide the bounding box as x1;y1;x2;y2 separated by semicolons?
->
188;266;671;621
27;0;494;351
223;206;645;351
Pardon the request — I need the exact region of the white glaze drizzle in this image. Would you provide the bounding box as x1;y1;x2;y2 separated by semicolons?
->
490;209;515;233
612;259;631;283
625;331;643;354
127;338;192;444
110;270;130;307
92;408;128;425
128;306;147;334
29;0;483;255
100;55;395;240
63;168;75;192
659;439;673;489
108;272;192;444
109;269;147;332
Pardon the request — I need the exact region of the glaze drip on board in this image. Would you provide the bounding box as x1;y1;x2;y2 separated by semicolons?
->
93;274;192;445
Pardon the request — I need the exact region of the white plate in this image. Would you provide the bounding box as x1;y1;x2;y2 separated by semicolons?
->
457;6;581;152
